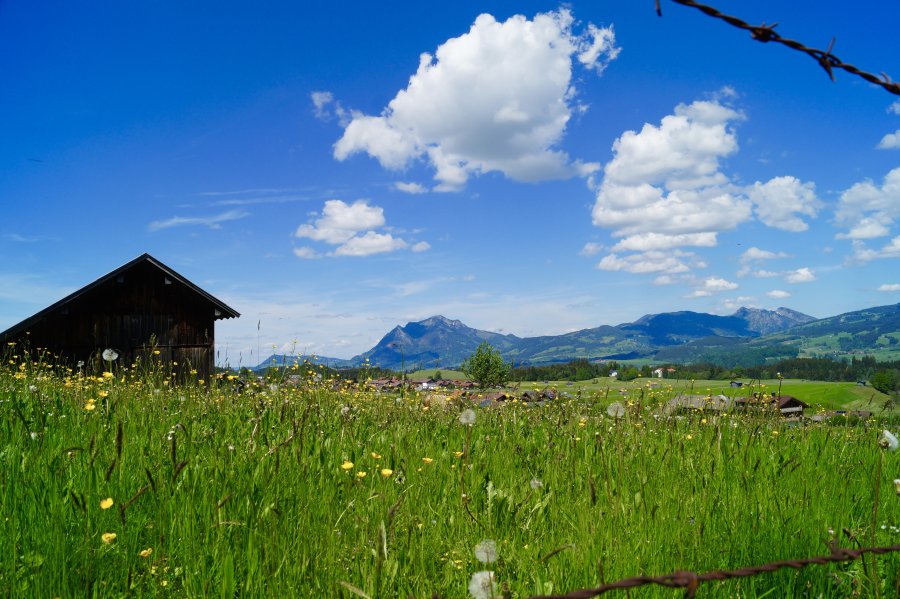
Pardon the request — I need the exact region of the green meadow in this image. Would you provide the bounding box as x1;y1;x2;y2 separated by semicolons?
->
3;359;900;597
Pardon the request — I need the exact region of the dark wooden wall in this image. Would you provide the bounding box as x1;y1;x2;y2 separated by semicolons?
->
11;261;218;381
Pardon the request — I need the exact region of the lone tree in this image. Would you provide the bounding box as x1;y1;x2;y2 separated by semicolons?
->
461;341;511;389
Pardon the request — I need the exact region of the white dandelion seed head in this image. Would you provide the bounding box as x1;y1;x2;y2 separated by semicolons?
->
459;409;477;426
29;431;38;440
28;385;38;393
607;402;625;418
880;430;899;451
530;478;543;490
473;539;498;564
468;570;497;599
102;348;118;362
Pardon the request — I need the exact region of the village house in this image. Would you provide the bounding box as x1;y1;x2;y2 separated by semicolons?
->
0;253;239;382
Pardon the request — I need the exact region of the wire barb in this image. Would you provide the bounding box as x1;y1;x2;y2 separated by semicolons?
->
660;0;900;96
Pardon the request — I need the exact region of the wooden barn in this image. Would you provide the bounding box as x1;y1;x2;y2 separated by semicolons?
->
0;254;239;381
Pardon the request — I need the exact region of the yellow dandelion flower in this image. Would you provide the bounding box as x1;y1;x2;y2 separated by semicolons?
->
356;471;367;478
453;451;464;458
99;497;114;510
102;371;114;379
341;461;354;470
153;350;161;355
98;390;109;398
421;457;433;464
84;401;96;411
380;468;393;477
370;452;381;459
685;434;693;440
139;548;153;558
101;532;117;544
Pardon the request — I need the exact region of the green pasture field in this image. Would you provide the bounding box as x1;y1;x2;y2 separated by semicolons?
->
3;360;900;597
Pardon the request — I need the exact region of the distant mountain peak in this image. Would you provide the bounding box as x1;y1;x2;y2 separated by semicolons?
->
730;306;815;335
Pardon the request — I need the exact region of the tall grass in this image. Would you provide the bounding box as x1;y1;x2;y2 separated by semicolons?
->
2;356;899;597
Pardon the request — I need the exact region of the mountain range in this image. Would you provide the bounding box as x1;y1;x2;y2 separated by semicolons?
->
251;303;900;371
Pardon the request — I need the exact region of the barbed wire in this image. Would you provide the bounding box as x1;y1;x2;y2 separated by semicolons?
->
656;0;900;96
524;542;900;598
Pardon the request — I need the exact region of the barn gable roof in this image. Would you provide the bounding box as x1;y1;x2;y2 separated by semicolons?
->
0;253;239;341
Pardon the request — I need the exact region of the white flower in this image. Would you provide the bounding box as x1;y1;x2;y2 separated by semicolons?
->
468;571;497;599
880;430;899;451
102;349;118;362
28;385;38;393
473;539;497;564
459;409;477;426
29;432;38;440
530;478;543;490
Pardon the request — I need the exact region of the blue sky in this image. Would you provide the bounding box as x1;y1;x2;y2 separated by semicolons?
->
1;1;899;366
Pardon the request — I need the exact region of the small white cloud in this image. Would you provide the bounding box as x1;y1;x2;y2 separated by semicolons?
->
653;275;675;285
311;90;348;125
333;231;408;257
597;251;692;274
889;100;900;115
699;276;738;293
579;242;602;256
293;247;320;260
752;269;781;278
766;289;791;299
394;181;428;194
687;289;712;298
785;267;815;283
878;283;900;292
334;9;619;190
740;247;788;263
877;130;900;150
410;241;431;252
148;209;249;232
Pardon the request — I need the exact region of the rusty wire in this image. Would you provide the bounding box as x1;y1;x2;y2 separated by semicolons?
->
524;543;900;598
656;0;900;96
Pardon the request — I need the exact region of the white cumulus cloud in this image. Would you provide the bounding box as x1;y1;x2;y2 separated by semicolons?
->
835;167;900;240
878;283;900;292
766;289;791;299
296;199;385;244
785;267;815;283
333;9;617;191
294;199;428;257
597;250;696;274
591;96;820;278
333;231;408;257
746;176;820;232
877;130;900;150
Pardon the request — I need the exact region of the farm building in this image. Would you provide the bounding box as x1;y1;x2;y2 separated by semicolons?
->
735;394;809;417
0;253;239;381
